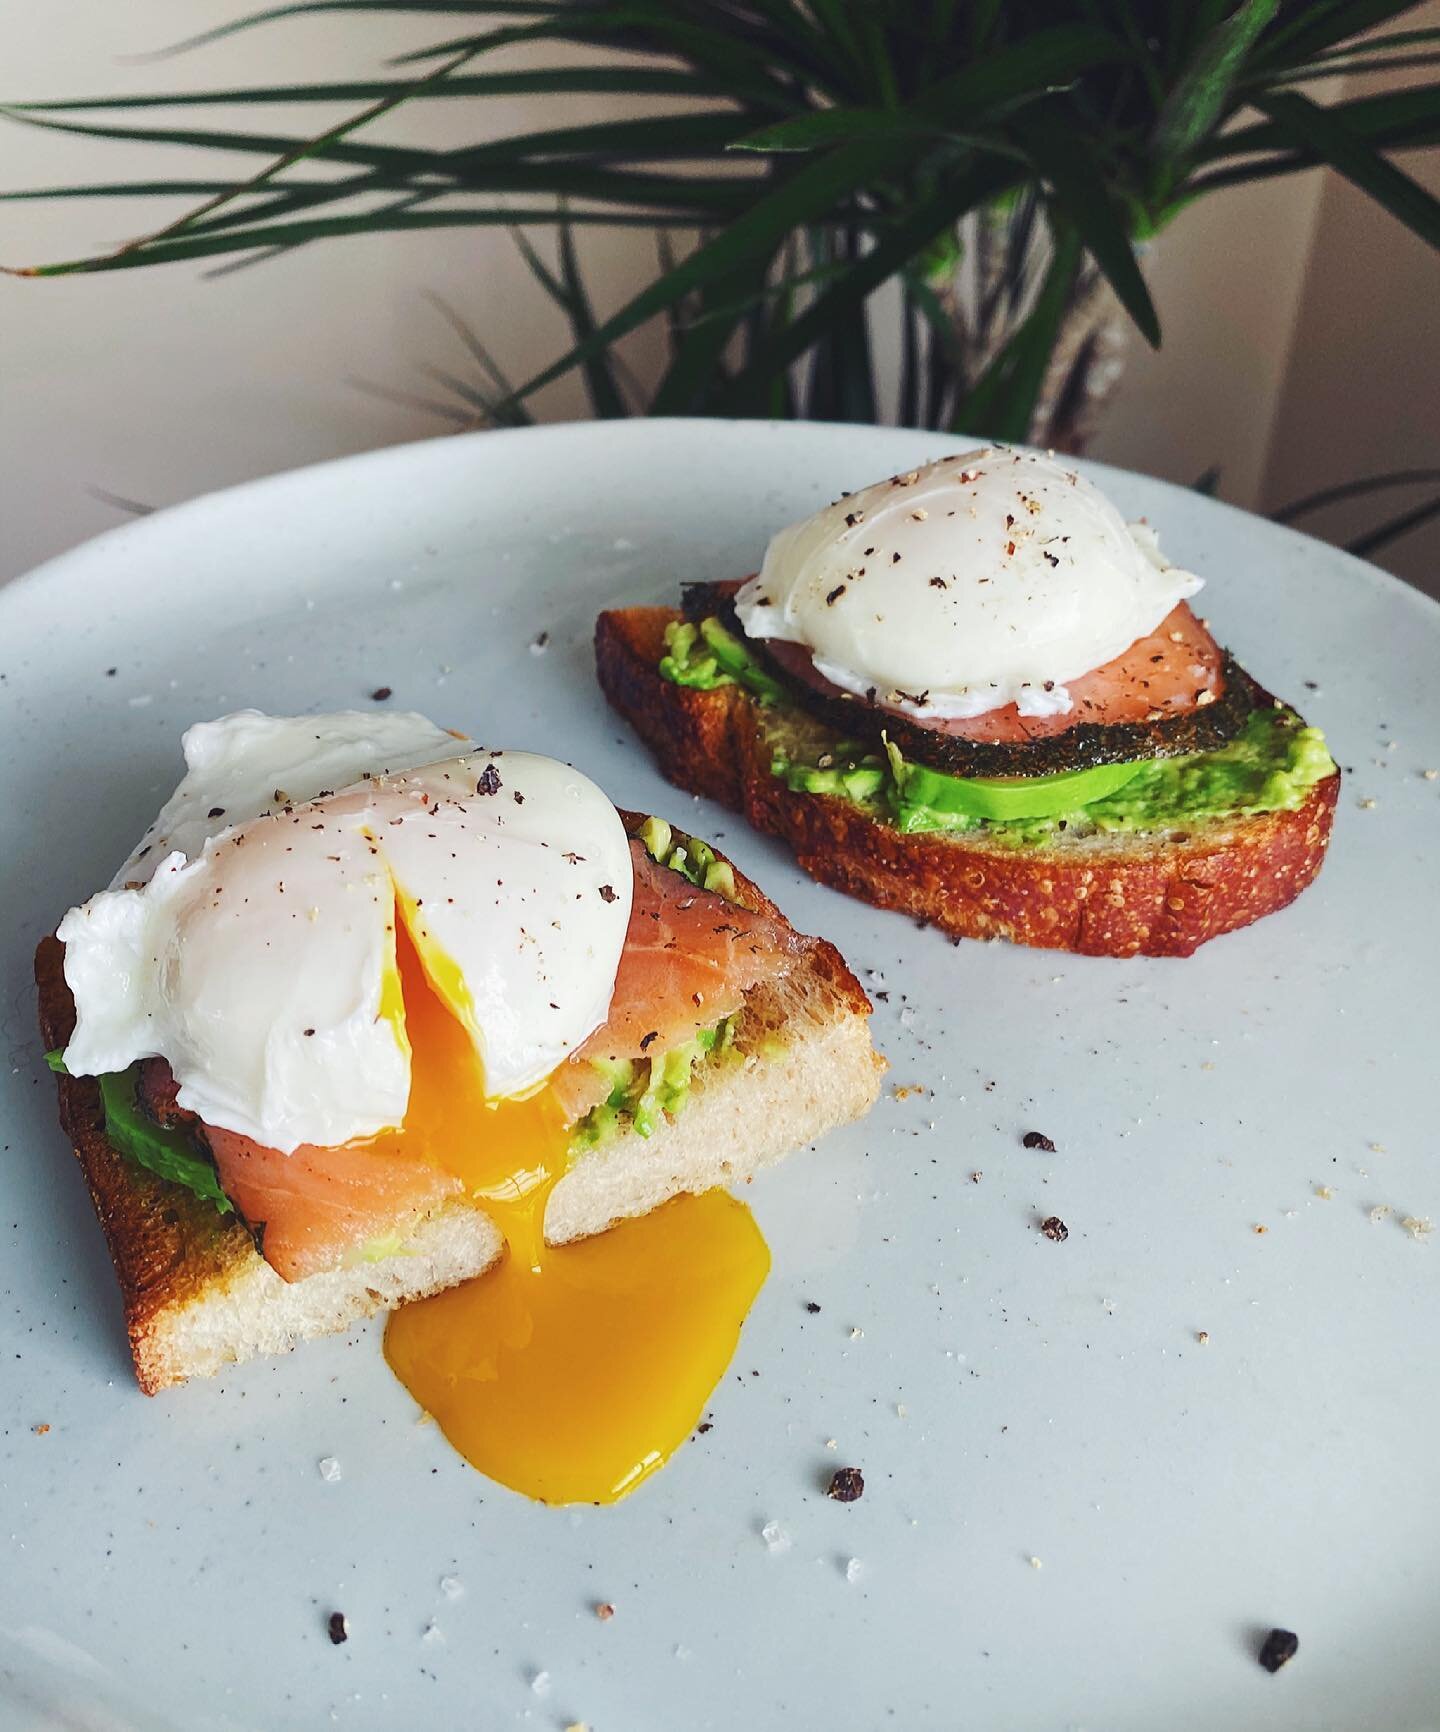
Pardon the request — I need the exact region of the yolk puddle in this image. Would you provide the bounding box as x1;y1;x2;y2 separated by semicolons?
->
380;916;771;1505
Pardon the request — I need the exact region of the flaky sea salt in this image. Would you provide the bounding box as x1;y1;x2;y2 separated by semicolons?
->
761;1520;791;1555
440;1575;463;1600
317;1456;342;1483
845;1557;863;1584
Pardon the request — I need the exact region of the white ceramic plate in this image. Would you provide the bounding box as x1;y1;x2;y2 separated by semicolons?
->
2;421;1437;1732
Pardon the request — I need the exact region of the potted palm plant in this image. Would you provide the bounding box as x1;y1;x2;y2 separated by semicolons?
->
5;0;1439;447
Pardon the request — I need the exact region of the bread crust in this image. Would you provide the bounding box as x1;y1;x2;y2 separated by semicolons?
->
37;934;260;1392
595;607;1340;959
36;814;878;1393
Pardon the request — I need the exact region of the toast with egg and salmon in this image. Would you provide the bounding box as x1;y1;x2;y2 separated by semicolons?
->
598;449;1339;958
40;713;881;1396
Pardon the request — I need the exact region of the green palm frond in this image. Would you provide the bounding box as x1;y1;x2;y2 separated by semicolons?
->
3;0;1437;438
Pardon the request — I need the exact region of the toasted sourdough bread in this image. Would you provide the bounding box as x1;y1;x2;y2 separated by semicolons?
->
596;607;1340;959
36;817;882;1394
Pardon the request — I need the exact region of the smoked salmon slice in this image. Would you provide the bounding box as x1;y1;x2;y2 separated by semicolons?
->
137;1057;466;1284
204;1129;464;1283
549;840;796;1121
762;602;1223;744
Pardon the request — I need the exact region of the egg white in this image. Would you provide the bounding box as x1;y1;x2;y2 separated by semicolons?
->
112;708;464;890
735;447;1203;721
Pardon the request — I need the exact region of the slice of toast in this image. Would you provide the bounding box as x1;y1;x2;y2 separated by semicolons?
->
596;607;1340;959
36;819;882;1394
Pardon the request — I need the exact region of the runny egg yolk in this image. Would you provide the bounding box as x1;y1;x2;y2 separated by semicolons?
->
380;912;771;1505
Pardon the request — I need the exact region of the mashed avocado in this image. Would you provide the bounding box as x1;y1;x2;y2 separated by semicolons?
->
764;706;1334;844
659;617;786;706
1071;710;1335;833
569;1015;741;1150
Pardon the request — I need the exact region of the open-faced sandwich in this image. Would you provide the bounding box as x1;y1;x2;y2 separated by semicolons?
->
597;447;1339;957
38;710;881;1503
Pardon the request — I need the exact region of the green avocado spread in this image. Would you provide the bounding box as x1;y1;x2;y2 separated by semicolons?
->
661;616;1336;845
660;616;786;705
567;812;759;1150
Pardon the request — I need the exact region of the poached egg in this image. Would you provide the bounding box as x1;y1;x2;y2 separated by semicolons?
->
60;717;634;1149
735;447;1202;722
58;711;767;1503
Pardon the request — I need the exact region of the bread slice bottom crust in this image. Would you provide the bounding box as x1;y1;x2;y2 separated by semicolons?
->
596;606;1340;960
35;830;881;1394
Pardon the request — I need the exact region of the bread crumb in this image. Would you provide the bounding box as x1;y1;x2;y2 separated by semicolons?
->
1370;1205;1392;1224
1401;1216;1434;1240
1028;1556;1043;1570
1423;769;1438;780
892;1083;926;1101
1253;1224;1269;1235
1358;797;1376;809
32;1423;50;1435
1196;1330;1210;1345
1369;1142;1386;1153
970;1171;983;1184
825;1438;838;1450
850;1326;864;1339
1315;1185;1335;1200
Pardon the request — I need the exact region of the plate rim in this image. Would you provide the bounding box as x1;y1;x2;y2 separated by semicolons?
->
4;417;1437;630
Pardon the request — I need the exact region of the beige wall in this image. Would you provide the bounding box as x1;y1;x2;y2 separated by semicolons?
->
1258;2;1440;596
1092;172;1334;511
1;5;652;576
4;3;1437;593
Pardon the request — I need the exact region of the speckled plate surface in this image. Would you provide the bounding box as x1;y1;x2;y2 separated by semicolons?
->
3;420;1438;1732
